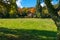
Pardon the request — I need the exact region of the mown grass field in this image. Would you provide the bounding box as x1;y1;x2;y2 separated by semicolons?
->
0;18;57;40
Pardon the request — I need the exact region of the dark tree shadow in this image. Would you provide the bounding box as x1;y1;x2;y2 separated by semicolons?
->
0;27;57;40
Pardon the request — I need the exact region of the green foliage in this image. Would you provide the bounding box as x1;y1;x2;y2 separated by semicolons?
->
36;0;39;11
0;0;17;18
36;0;42;18
0;4;8;18
42;6;51;18
0;0;59;18
9;5;17;18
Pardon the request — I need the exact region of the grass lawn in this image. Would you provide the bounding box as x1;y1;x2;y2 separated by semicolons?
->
0;18;57;40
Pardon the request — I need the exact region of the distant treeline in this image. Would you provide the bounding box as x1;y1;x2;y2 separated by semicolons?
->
0;7;52;18
0;0;59;18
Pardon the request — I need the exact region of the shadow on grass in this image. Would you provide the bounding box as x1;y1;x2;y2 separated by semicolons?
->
0;27;57;40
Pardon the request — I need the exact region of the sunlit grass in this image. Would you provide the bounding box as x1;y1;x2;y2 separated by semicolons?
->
0;18;57;31
0;18;57;40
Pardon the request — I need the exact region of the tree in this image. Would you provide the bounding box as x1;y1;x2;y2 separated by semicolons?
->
42;6;51;18
36;0;42;18
0;0;13;17
59;0;60;7
0;0;18;18
44;0;60;40
9;0;18;18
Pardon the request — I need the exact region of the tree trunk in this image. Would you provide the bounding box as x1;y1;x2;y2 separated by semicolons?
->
44;0;60;40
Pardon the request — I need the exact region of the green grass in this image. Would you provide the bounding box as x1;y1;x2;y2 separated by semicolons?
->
0;18;57;40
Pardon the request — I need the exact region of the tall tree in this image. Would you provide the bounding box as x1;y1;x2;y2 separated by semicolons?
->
9;0;18;17
0;0;9;17
0;0;18;18
36;0;42;17
44;0;60;40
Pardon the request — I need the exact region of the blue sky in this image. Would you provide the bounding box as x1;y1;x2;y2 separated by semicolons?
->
16;0;58;8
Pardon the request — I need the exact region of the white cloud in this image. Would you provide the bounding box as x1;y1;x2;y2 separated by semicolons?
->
41;1;58;7
41;2;46;7
16;0;23;8
51;1;54;5
51;1;58;5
